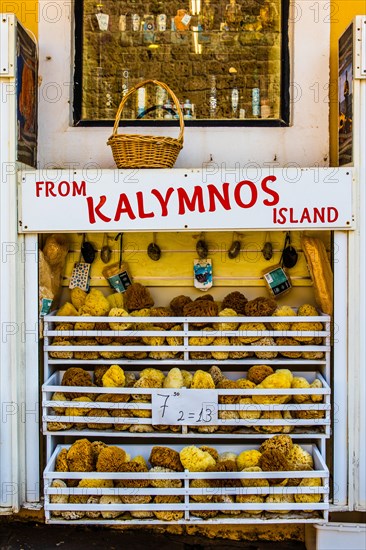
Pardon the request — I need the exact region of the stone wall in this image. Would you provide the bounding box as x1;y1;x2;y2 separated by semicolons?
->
79;0;282;121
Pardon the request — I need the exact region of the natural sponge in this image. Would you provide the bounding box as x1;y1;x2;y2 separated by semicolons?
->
102;365;125;387
150;307;175;329
67;439;94;472
259;435;294;456
221;291;248;314
107;292;124;310
163;368;184;389
49;341;74;359
83;289;111;316
247;364;274;385
236;450;262;470
276;337;302;358
61;367;94;399
149;466;183;489
169;295;192;316
258;449;291;476
212;308;239;331
70;288;87;311
191;370;215;389
252;370;292;405
108;308;132;331
287;444;314;471
244;296;277;317
209;365;224;386
252;337;278;359
291;321;323;343
211;336;230;360
270;306;297;330
180;446;216;472
294;478;322;504
149;446;184;472
183;299;218;325
238;322;266;343
124;283;154;311
96;446;128;472
297;303;319;317
57;302;79;317
114;461;149;489
153;495;184;521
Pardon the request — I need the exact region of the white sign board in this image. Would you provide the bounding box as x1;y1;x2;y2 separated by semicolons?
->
152;389;218;426
19;167;354;232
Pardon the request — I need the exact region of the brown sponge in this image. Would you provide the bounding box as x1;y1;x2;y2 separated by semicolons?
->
115;461;150;488
124;283;154;311
247;365;274;385
222;291;248;314
183;299;218;326
66;439;94;472
194;294;214;302
149;446;184;472
61;367;95;399
96;446;128;472
258;449;291;483
170;295;192;316
244;297;277;317
150;307;176;329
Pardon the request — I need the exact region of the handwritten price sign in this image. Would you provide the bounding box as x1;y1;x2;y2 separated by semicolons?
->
152;389;218;425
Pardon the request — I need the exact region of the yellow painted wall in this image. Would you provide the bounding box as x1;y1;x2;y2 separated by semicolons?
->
0;1;38;36
61;230;318;289
330;1;365;165
53;230;331;314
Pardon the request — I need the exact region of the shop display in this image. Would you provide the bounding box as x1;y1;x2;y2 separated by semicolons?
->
44;437;329;523
42;279;331;445
40;229;332;524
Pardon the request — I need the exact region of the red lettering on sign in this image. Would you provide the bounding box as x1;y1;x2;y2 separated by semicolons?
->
35;181;43;197
313;208;325;223
328;207;338;222
35;180;87;197
114;194;136;221
177;186;205;214
276;207;287;224
261;175;280;206
207;183;230;212
299;208;311;223
289;209;299;223
86;196;111;224
234;180;258;208
151;187;174;217
58;181;70;197
73;180;87;197
136;191;154;218
46;181;57;197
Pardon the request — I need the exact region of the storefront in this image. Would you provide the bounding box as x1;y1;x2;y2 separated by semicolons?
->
0;2;365;548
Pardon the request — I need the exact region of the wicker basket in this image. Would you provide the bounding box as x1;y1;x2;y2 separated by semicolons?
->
107;79;184;169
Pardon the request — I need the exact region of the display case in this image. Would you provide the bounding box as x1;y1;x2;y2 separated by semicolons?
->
16;165;354;524
74;0;289;125
44;442;329;524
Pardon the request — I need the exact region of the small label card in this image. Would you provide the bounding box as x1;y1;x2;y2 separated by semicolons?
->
152;389;218;425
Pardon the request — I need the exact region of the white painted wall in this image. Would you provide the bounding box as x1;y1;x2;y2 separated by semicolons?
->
37;1;331;169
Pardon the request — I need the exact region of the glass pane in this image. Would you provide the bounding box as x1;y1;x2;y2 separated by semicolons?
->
78;0;284;123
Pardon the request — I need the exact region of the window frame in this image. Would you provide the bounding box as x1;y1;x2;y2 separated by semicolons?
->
73;0;290;127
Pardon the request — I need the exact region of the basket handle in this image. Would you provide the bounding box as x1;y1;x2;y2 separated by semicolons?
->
112;79;184;144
